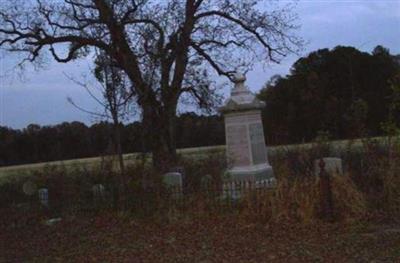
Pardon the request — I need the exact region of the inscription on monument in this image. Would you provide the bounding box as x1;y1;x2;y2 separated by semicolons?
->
249;123;266;165
225;112;260;125
226;124;250;166
246;113;261;122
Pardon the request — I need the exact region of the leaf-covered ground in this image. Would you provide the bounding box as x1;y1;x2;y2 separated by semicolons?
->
1;209;400;262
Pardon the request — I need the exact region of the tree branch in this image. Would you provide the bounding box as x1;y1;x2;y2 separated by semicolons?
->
195;10;282;63
190;42;234;79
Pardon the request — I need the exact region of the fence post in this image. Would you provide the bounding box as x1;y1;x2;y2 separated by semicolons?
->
319;158;334;221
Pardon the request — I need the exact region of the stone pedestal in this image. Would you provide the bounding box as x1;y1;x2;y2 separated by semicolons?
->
220;72;274;182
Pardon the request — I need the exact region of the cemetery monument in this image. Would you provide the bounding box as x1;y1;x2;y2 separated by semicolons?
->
220;72;274;182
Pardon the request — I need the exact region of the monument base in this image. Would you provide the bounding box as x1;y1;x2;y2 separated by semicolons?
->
223;163;275;200
226;163;274;182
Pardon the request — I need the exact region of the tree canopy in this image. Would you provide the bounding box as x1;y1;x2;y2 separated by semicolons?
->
258;45;400;144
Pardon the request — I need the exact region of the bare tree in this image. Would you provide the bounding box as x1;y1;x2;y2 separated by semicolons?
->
67;51;133;205
0;0;303;171
93;52;133;175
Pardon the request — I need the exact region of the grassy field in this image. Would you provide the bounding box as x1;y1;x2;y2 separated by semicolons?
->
0;136;394;183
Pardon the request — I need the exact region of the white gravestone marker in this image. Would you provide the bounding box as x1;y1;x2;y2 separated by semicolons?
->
23;181;37;196
163;172;183;198
92;184;106;202
38;188;49;207
314;157;343;177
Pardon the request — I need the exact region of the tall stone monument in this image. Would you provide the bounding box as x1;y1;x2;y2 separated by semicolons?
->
220;72;274;182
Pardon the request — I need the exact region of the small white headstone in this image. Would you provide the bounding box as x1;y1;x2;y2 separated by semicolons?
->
23;181;37;196
163;172;182;187
163;172;182;198
38;188;49;207
92;184;106;201
314;157;343;177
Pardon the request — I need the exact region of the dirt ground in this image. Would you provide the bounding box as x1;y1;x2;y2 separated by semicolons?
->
1;209;400;263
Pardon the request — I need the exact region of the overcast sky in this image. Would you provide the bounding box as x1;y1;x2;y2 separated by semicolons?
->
1;0;400;129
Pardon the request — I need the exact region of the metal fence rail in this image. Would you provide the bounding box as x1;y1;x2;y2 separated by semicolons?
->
1;179;277;215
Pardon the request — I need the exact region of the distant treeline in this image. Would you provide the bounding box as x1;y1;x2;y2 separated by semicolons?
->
1;45;399;166
0;113;225;167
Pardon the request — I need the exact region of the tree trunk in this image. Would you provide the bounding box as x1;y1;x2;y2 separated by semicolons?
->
112;116;127;209
113;122;125;175
142;102;178;173
166;102;178;160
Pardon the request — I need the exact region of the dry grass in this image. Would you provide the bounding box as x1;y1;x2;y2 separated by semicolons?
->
239;174;367;224
1;138;400;225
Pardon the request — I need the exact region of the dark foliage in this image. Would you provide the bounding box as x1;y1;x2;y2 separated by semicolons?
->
258;45;400;145
0;113;224;167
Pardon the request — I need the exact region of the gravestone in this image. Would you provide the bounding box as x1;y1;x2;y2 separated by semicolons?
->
92;184;106;202
314;157;343;177
169;166;186;192
38;188;49;207
22;181;37;196
163;172;183;198
219;72;274;182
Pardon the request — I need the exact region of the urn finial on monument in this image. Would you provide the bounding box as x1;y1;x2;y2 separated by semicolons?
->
231;71;248;96
219;71;274;183
220;71;265;113
232;71;246;83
